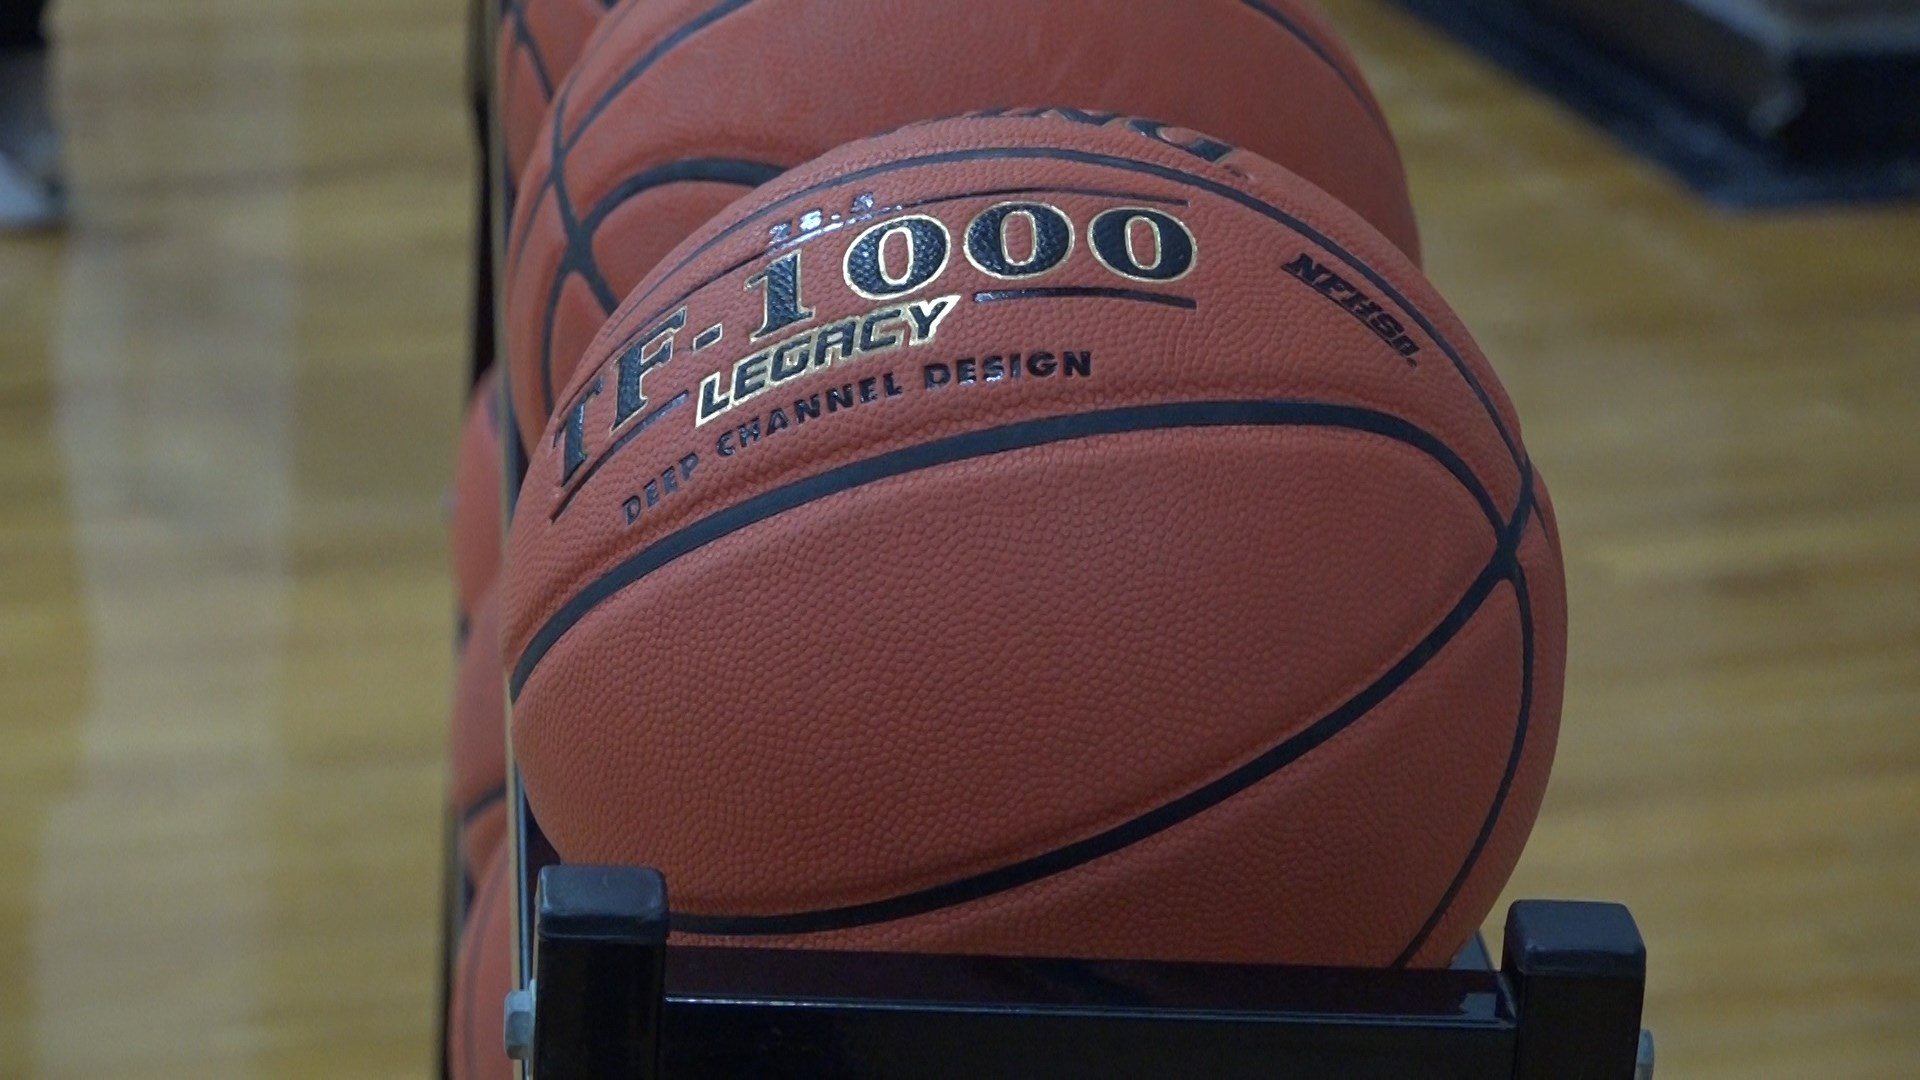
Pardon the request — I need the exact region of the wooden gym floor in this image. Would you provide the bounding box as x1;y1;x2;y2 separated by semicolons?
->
0;0;1914;1075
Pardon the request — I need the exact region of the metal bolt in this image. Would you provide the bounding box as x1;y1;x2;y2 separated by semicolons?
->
1635;1029;1656;1079
504;982;536;1062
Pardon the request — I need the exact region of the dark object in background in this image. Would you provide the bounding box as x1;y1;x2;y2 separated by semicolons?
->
0;0;45;48
1391;0;1920;207
467;0;496;388
1547;0;1920;158
0;0;61;229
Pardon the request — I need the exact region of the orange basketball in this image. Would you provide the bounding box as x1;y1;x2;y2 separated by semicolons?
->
496;0;612;187
451;589;508;876
502;113;1565;969
448;843;514;1080
451;369;504;621
503;0;1423;451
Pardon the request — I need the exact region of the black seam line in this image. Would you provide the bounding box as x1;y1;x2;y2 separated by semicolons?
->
535;259;571;416
503;1;555;101
504;393;530;523
550;392;692;522
580;159;784;235
1239;0;1390;134
975;287;1196;310
563;190;620;307
506;129;556;281
555;0;645;134
592;184;1190;369
1532;472;1559;548
923;184;1189;209
539;194;624;417
460;783;510;826
1394;460;1536;968
539;159;781;414
515;0;755;232
547;190;623;398
674;481;1534;938
511;398;1503;696
564;0;757;154
612;144;1524;477
504;0;636;283
1394;560;1535;969
513;0;1376;289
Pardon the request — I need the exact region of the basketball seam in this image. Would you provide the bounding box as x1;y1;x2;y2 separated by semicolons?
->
667;479;1537;937
974;286;1196;310
534;159;783;415
461;783;510;826
502;0;556;101
607;143;1524;477
510;403;1531;937
1238;0;1392;133
556;177;619;311
511;0;755;258
531;203;623;420
1392;465;1539;968
512;0;1389;303
563;0;756;152
505;394;531;492
512;400;1504;697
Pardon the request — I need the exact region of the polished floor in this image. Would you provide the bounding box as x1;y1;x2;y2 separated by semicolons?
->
1;0;1916;1076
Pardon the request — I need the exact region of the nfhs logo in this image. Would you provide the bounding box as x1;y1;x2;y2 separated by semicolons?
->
552;198;1198;491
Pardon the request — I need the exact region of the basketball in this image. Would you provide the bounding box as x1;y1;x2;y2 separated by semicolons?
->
448;844;514;1080
496;0;612;187
501;112;1567;969
501;0;1424;451
451;589;509;877
451;369;504;621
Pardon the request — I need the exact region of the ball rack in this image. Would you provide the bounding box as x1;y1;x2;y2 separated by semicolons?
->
453;2;1658;1076
502;865;1654;1080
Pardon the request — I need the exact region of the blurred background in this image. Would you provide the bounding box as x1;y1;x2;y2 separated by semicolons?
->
1;0;1915;1075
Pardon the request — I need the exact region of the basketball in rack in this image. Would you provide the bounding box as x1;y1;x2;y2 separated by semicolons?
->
447;2;1658;1076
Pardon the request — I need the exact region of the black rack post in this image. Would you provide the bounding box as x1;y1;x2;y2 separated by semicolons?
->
514;865;1653;1080
518;867;669;1080
1504;901;1648;1080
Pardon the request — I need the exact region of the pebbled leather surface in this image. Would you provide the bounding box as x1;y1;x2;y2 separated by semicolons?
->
502;0;1423;450
504;114;1563;967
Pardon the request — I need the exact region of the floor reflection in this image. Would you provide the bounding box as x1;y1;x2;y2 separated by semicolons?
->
28;9;300;1075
